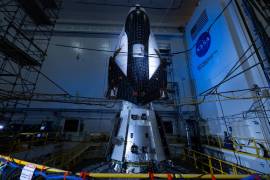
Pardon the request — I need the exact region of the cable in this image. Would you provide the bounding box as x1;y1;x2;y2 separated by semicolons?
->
31;66;70;96
216;89;241;166
204;47;259;95
55;0;234;57
200;21;270;96
54;44;164;58
209;86;269;95
178;92;270;107
207;61;263;95
74;0;184;10
55;0;267;101
196;20;268;103
207;0;233;31
195;41;268;104
156;0;177;32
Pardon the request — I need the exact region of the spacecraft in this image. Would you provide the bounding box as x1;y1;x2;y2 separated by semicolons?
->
107;5;167;105
107;5;168;173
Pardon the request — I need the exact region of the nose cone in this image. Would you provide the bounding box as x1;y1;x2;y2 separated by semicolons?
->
127;4;146;15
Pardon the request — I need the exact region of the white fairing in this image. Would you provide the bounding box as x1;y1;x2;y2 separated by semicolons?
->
148;33;160;79
111;101;166;167
133;44;145;58
115;31;160;79
115;30;128;76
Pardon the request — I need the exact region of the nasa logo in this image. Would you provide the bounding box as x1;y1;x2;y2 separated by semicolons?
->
196;32;211;57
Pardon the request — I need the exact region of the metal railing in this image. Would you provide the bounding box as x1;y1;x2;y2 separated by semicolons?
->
42;133;109;169
201;135;270;159
182;148;257;175
0;132;61;154
43;142;93;169
0;154;263;179
0;144;267;180
0;133;266;179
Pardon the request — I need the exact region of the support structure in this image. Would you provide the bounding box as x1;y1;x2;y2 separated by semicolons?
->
0;0;62;122
111;101;166;173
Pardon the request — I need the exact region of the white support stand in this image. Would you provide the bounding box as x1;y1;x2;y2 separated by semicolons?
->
111;101;166;173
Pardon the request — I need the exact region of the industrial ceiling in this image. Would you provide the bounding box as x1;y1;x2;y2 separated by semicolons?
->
59;0;199;28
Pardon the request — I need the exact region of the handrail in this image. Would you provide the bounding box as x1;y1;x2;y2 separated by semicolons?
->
0;132;61;154
74;173;251;179
182;148;258;175
201;135;270;159
0;154;65;173
0;154;260;179
43;133;108;169
43;142;94;168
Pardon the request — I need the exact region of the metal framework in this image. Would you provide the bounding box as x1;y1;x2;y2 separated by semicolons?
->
0;0;62;121
159;48;179;104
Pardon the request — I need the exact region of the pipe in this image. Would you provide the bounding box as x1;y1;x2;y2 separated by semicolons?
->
0;154;262;179
75;173;250;179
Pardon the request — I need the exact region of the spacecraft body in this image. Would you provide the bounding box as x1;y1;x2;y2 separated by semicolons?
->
108;6;167;105
108;6;167;173
111;102;166;173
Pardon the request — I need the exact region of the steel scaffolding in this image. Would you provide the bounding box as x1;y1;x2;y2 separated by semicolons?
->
0;0;62;121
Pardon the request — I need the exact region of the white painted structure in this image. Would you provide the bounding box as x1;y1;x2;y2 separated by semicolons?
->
111;101;166;173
